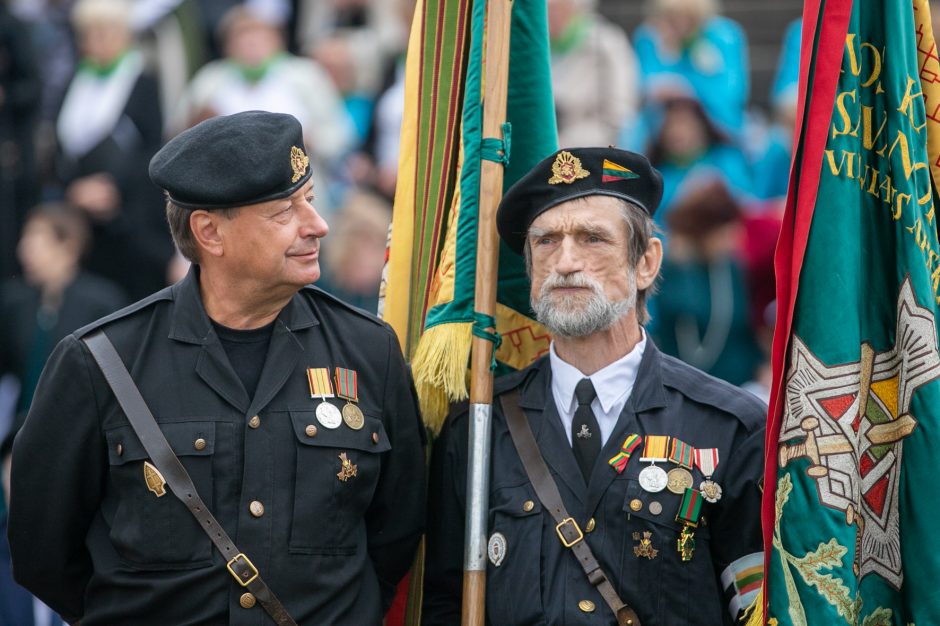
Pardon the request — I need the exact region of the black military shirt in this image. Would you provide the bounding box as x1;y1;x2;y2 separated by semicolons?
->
423;342;765;625
8;269;426;625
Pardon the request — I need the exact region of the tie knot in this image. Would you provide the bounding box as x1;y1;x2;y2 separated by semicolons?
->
574;378;596;406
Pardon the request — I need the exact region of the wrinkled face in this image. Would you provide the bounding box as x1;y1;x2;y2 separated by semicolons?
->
216;181;328;290
78;20;131;65
527;197;637;337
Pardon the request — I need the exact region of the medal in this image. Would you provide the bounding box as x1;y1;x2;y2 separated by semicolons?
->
632;531;658;560
694;447;722;503
638;435;669;492
667;438;695;494
675;487;703;561
334;367;364;430
307;367;342;428
608;434;642;474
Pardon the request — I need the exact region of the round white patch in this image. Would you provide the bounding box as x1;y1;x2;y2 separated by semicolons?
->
487;532;507;567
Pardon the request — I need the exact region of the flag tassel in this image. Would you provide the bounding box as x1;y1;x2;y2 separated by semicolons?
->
742;587;764;626
411;322;474;433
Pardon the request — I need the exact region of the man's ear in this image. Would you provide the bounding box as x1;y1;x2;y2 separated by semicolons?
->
635;237;663;291
190;210;225;259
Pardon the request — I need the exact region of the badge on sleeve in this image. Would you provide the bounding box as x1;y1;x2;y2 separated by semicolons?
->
308;367;342;428
487;532;507;567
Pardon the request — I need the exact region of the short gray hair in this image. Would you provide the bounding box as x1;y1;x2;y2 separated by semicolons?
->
165;200;241;264
523;197;660;325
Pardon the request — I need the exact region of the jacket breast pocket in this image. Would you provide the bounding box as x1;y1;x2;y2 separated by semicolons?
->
288;408;391;554
485;484;547;626
620;479;717;625
104;421;216;570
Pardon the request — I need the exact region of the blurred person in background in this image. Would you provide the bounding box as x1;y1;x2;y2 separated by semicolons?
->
317;188;390;313
0;202;125;626
0;1;41;279
172;4;356;216
548;0;639;148
646;94;752;225
55;0;173;300
650;179;762;387
624;0;748;151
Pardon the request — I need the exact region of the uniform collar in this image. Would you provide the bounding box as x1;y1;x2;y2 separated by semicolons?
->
549;331;647;414
168;266;319;344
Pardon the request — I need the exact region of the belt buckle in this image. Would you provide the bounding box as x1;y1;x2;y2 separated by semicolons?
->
555;517;583;548
227;553;259;587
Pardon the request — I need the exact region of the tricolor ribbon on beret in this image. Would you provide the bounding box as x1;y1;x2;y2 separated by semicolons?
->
608;434;642;474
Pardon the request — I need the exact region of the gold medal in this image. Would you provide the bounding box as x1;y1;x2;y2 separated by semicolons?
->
666;467;694;494
342;403;364;430
337;452;358;482
633;531;658;560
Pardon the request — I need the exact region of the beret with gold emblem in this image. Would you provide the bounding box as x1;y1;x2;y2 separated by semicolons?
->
496;147;663;254
149;110;312;210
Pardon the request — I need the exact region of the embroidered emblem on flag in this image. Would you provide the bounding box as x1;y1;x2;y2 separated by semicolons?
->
601;159;639;183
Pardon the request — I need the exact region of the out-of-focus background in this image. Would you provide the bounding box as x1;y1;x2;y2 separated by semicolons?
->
0;0;874;622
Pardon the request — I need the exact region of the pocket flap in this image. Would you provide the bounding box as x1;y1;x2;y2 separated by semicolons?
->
105;421;217;465
622;479;711;537
290;409;391;453
490;484;542;518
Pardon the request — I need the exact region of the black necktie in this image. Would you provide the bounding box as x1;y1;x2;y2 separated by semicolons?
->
571;378;600;482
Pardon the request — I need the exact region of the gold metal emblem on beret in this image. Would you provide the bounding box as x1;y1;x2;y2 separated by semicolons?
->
548;150;590;185
290;146;309;183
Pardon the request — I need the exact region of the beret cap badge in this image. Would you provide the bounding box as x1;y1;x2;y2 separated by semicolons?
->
548;150;590;185
291;146;309;183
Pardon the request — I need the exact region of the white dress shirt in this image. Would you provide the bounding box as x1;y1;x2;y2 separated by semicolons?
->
549;332;647;446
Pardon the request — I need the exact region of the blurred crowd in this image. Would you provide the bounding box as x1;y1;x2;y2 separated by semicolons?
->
0;0;815;622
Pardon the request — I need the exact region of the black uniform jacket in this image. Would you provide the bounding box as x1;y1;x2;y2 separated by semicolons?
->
8;270;426;625
423;342;766;625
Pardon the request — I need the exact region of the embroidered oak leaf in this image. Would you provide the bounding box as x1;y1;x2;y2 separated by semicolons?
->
775;473;792;529
795;538;847;572
860;607;893;626
797;569;853;620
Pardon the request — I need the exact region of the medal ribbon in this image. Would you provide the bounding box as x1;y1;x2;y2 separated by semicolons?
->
608;434;642;474
693;448;720;478
307;367;334;399
334;367;359;402
675;487;703;527
641;435;669;461
668;438;694;469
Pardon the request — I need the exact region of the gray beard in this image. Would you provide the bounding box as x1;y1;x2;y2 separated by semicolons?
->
531;271;636;338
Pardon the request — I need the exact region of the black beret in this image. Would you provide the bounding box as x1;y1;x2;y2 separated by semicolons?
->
149;110;312;210
496;147;663;254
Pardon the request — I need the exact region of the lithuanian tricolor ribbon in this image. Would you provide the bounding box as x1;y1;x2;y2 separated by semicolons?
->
601;159;639;183
608;434;642;474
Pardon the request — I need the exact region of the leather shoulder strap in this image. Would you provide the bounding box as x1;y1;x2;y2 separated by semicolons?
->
83;330;297;626
500;389;641;626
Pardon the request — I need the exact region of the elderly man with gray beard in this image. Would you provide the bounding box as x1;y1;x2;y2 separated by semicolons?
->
422;147;766;626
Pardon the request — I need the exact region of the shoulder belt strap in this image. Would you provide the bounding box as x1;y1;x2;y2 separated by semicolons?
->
83;330;297;626
500;389;642;626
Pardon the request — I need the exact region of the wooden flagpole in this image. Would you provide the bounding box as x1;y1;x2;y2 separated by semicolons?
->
461;0;514;623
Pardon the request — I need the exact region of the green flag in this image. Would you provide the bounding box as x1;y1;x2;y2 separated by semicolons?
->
764;0;940;623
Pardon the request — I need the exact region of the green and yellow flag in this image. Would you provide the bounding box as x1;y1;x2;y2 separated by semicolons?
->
762;0;940;623
382;0;558;432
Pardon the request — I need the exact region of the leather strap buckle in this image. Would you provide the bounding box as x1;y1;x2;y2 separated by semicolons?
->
555;517;584;548
227;553;260;587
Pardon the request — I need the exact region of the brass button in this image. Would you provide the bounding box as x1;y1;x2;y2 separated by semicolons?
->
248;415;261;429
372;432;380;444
194;438;207;451
239;592;256;609
522;500;535;512
249;500;264;517
578;600;595;613
629;499;642;512
116;443;123;456
585;518;596;533
649;501;662;516
305;424;318;437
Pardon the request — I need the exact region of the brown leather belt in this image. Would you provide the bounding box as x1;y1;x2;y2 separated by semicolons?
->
501;390;642;626
84;330;297;626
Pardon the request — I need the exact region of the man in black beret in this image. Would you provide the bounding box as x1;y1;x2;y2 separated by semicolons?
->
423;147;766;625
8;110;426;625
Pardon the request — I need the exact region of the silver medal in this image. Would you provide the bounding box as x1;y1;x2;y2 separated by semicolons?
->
638;464;668;493
700;479;723;503
316;401;343;429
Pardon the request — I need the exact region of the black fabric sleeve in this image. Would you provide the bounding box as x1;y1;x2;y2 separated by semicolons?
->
7;335;107;623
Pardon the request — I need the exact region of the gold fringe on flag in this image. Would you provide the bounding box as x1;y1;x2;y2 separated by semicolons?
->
410;322;474;433
742;587;764;626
